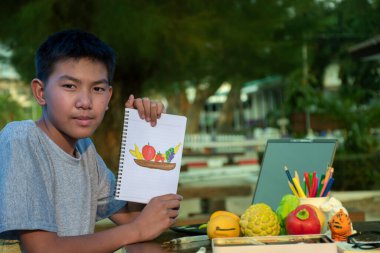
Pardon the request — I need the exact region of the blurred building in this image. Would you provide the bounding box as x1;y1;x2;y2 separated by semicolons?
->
241;76;284;129
199;76;284;134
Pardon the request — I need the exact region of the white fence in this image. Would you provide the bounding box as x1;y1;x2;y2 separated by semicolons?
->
184;133;267;153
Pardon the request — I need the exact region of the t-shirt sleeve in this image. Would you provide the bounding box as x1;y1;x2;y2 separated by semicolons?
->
0;129;57;239
95;154;126;220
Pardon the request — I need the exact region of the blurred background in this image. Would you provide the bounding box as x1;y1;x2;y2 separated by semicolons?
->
1;0;380;220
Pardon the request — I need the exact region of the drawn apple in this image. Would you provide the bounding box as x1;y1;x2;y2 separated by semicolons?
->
142;143;156;161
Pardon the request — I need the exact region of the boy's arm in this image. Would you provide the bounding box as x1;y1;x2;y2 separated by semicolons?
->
19;225;141;253
19;194;182;253
109;202;146;225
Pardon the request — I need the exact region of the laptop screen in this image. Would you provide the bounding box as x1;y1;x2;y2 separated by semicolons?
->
251;139;338;210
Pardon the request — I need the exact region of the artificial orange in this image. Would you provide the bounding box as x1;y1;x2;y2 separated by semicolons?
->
209;210;240;222
207;215;241;239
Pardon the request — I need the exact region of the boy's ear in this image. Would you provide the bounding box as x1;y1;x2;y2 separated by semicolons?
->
106;86;113;111
31;78;46;105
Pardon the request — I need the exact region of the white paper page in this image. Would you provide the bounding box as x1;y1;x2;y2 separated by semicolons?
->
115;108;187;203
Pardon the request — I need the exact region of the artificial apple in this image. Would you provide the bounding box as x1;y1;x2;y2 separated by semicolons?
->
304;204;325;231
285;204;321;235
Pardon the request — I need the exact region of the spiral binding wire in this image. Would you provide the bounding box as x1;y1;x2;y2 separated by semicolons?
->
115;109;129;198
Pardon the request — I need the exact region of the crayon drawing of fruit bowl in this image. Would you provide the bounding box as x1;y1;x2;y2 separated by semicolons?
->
134;159;176;171
129;142;181;171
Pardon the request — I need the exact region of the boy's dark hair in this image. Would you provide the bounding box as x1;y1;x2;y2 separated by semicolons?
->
35;29;116;84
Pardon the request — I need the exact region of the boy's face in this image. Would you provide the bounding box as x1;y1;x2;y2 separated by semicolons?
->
36;57;112;144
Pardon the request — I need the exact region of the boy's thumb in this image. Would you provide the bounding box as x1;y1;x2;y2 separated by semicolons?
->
125;94;134;108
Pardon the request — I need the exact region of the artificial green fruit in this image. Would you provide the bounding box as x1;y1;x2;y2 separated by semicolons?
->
276;194;300;235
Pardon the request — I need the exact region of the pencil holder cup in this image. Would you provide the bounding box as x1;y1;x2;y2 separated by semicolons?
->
299;197;329;233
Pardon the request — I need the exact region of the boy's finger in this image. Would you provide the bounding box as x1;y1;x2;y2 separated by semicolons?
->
125;94;135;108
142;98;151;121
159;194;183;201
156;103;165;118
150;103;157;127
168;209;180;219
133;98;145;119
166;199;181;209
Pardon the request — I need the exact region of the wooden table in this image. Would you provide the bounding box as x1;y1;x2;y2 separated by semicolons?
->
123;221;380;253
123;229;211;253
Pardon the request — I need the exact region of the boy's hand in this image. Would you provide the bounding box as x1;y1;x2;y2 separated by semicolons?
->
132;194;182;241
125;94;165;127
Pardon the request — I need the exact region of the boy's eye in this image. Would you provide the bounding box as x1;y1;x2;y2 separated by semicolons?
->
94;87;106;92
62;84;76;89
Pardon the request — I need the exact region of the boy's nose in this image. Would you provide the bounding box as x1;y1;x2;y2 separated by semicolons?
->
75;92;92;109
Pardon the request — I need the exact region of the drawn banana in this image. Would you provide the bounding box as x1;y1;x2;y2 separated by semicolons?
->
129;144;144;159
134;144;144;159
174;142;182;154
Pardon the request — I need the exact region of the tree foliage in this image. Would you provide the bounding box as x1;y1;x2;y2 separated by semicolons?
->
2;0;380;165
0;0;305;168
0;93;27;128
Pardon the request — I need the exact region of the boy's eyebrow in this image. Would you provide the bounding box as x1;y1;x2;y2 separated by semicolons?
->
58;75;109;85
58;75;81;83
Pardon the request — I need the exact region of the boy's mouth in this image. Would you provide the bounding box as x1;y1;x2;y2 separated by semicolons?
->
73;116;95;127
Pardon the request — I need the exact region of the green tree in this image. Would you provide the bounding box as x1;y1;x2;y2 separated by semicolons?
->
3;0;380;166
0;0;305;168
279;0;380;145
0;94;27;128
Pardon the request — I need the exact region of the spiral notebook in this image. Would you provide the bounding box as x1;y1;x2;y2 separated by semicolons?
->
115;108;187;203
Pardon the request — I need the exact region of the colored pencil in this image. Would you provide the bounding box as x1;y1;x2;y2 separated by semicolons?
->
303;178;307;195
294;170;300;184
325;166;333;184
309;172;313;189
312;174;318;197
284;166;293;182
321;177;335;197
330;167;334;179
317;174;325;196
284;166;298;194
293;177;306;198
288;181;299;197
319;167;332;197
304;172;311;197
311;171;317;197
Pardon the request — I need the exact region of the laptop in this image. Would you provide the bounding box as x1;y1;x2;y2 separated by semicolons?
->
252;138;338;210
172;138;337;234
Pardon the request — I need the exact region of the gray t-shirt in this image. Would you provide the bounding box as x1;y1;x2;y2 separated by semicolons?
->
0;120;126;239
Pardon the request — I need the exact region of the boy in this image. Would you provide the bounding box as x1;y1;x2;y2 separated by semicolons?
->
0;29;182;252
